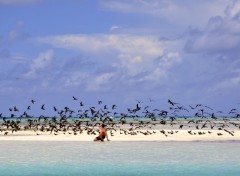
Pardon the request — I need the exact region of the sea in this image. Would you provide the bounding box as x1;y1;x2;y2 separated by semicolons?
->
0;141;240;176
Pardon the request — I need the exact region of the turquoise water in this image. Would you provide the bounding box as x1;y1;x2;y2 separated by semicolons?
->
0;141;240;176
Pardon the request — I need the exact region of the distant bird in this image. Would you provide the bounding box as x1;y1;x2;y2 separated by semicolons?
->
13;106;19;112
41;104;45;110
195;104;203;107
80;102;84;106
136;100;142;103
31;99;36;104
189;105;195;109
53;106;57;112
73;96;78;100
112;105;117;110
168;99;178;106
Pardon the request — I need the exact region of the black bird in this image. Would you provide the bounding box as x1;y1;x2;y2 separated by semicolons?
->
41;104;45;110
13;106;19;112
80;102;84;106
31;99;36;104
73;96;78;100
168;99;178;106
112;105;117;110
136;104;140;110
53;106;57;112
189;105;195;109
27;106;31;110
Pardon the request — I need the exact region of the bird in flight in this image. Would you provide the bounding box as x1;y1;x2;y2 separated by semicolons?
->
73;96;78;100
168;99;178;106
41;104;45;110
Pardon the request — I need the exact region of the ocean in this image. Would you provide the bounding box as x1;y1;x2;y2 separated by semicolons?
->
0;141;239;176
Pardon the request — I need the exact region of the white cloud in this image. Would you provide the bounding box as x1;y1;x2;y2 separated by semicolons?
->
139;51;181;82
35;34;182;91
60;71;89;88
36;34;181;80
110;25;120;31
23;50;54;79
185;0;240;54
100;0;229;27
208;74;240;92
100;0;176;15
36;34;162;57
36;34;163;75
87;73;115;91
8;20;29;43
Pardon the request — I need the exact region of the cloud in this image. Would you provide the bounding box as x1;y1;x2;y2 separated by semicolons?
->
100;0;229;27
185;0;240;55
100;0;174;15
23;50;54;79
0;0;40;5
182;0;240;95
36;34;162;57
36;34;163;75
7;20;30;44
87;72;115;91
35;34;181;83
110;25;120;31
34;34;183;92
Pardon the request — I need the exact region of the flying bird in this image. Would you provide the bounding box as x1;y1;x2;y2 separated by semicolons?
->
41;104;45;110
73;96;78;100
168;99;178;106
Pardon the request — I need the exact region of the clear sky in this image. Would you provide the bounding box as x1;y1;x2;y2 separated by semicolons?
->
0;0;240;116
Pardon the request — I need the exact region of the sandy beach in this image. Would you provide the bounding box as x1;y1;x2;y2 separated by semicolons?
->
1;128;239;141
1;117;239;141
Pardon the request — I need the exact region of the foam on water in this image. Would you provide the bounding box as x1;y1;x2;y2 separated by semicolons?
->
0;141;240;176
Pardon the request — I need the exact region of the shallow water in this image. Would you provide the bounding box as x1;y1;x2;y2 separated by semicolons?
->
0;141;240;176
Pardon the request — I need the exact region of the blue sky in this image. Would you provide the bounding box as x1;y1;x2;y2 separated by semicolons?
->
0;0;240;116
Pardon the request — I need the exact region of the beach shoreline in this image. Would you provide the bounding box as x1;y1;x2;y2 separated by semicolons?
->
1;129;239;141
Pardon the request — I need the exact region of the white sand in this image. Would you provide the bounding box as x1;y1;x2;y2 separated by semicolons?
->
0;129;239;141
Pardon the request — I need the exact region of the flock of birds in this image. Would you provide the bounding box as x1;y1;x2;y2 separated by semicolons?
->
0;97;240;138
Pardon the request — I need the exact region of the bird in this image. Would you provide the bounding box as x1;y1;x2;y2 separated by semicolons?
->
73;96;78;100
80;102;84;106
53;106;57;112
41;104;45;110
112;105;117;110
168;99;178;106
